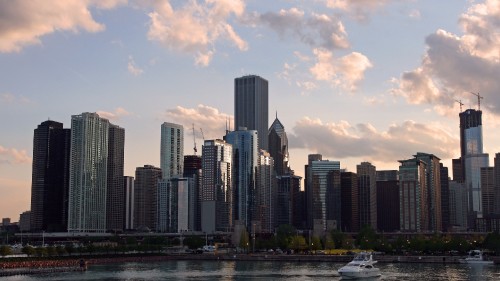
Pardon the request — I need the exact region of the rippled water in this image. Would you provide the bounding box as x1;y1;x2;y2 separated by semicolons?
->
2;260;500;280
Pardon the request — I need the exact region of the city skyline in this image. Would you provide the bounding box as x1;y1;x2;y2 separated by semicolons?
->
1;1;500;220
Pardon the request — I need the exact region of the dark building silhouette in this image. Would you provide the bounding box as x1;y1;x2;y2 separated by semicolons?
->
440;164;450;231
268;116;289;176
376;180;400;232
341;172;359;232
495;154;500;215
234;75;269;150
106;124;125;232
30;120;71;232
184;155;202;231
276;174;301;229
134;165;162;231
452;158;463;182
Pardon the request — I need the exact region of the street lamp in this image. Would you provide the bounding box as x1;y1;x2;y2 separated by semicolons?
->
42;231;45;247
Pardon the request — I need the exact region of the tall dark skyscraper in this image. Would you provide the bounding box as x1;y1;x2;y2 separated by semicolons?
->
106;124;125;232
184;155;202;231
234;75;269;151
341;172;359;232
268;116;289;176
30;120;70;232
134;165;162;231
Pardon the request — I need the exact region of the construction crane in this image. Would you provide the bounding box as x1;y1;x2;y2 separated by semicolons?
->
192;123;197;155
200;128;205;142
470;92;484;110
455;99;464;112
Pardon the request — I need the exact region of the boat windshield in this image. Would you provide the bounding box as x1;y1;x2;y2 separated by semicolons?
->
353;253;371;261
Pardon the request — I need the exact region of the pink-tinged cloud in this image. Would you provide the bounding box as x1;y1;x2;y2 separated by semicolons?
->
392;0;500;119
163;104;232;140
97;107;131;121
147;0;247;66
310;48;373;92
127;56;144;76
325;0;395;21
0;145;32;164
289;117;458;164
0;0;126;53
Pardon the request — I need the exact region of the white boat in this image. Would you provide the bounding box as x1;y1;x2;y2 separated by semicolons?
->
459;250;494;265
338;252;381;279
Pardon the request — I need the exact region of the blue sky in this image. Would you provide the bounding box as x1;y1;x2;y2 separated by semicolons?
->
1;0;499;220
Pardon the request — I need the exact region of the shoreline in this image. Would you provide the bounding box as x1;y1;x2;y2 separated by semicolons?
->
1;253;499;276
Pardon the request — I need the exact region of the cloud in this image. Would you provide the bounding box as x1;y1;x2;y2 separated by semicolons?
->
392;0;500;119
256;8;349;50
309;48;373;92
146;0;247;66
0;145;32;164
97;107;131;121
0;93;32;104
409;9;421;19
324;0;394;21
163;104;232;140
0;0;125;53
289;117;458;164
127;56;144;76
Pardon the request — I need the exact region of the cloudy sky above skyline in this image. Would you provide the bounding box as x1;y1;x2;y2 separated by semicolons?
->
1;0;499;220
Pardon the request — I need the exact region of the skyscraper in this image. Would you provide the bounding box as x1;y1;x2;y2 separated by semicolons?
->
124;176;134;230
106;124;125;232
399;158;428;232
184;155;202;231
341;172;359;232
225;129;258;230
157;177;190;233
414;153;442;232
134;165;162;231
30;120;70;232
160;122;184;180
256;149;275;233
440;164;450;231
68;113;109;233
201;139;232;233
357;162;377;230
234;75;269;151
268;116;289;176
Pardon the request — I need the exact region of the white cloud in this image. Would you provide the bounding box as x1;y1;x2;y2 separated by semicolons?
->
0;0;125;53
0;93;32;105
146;0;247;66
0;145;31;165
163;104;232;140
127;56;144;76
324;0;394;21
392;0;500;119
289;117;458;164
310;48;373;92
409;9;421;19
97;107;131;121
255;8;349;50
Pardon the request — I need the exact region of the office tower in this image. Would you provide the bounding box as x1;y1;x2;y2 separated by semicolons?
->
449;181;468;231
184;155;202;231
440;164;450;232
341;172;359;232
201;139;232;233
376;170;398;181
357;162;377;230
399;158;428;232
106;124;125;232
414;153;442;232
68;113;109;233
225;129;258;230
480;167;495;216
124;176;134;230
495;154;500;215
19;211;31;232
305;154;323;229
459;109;489;227
157;177;190;233
134;165;162;231
307;158;341;232
452;158;463;182
256;150;275;233
234;75;269;151
30;120;70;232
160;122;184;180
376;179;400;232
276;174;302;229
268;116;289;176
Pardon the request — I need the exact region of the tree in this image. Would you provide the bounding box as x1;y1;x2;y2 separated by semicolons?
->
239;229;250;253
276;224;295;249
310;236;322;252
184;236;205;250
65;244;74;256
22;245;35;257
46;245;57;257
35;247;47;257
331;230;347;249
56;245;66;256
324;236;335;251
356;225;379;250
0;245;12;257
289;235;306;253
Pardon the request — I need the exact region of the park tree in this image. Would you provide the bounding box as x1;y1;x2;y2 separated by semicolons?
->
0;245;12;257
310;236;322;251
22;245;35;257
289;235;306;253
276;224;295;249
184;235;205;250
239;229;250;253
330;230;347;249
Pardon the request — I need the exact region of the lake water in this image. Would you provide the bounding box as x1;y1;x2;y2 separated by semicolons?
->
2;260;500;280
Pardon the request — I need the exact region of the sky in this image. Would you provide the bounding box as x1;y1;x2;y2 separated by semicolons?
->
1;0;500;221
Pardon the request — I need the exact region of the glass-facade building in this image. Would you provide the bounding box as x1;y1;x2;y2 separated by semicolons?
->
357;162;377;230
399;158;427;232
68;113;109;233
268;117;289;176
160;122;184;180
157;177;190;233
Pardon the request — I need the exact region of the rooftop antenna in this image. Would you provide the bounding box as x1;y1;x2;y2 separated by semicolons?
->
192;123;197;155
455;100;464;112
470;92;483;110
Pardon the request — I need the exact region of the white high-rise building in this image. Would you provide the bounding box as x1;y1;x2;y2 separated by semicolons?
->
68;112;109;233
160;122;184;180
